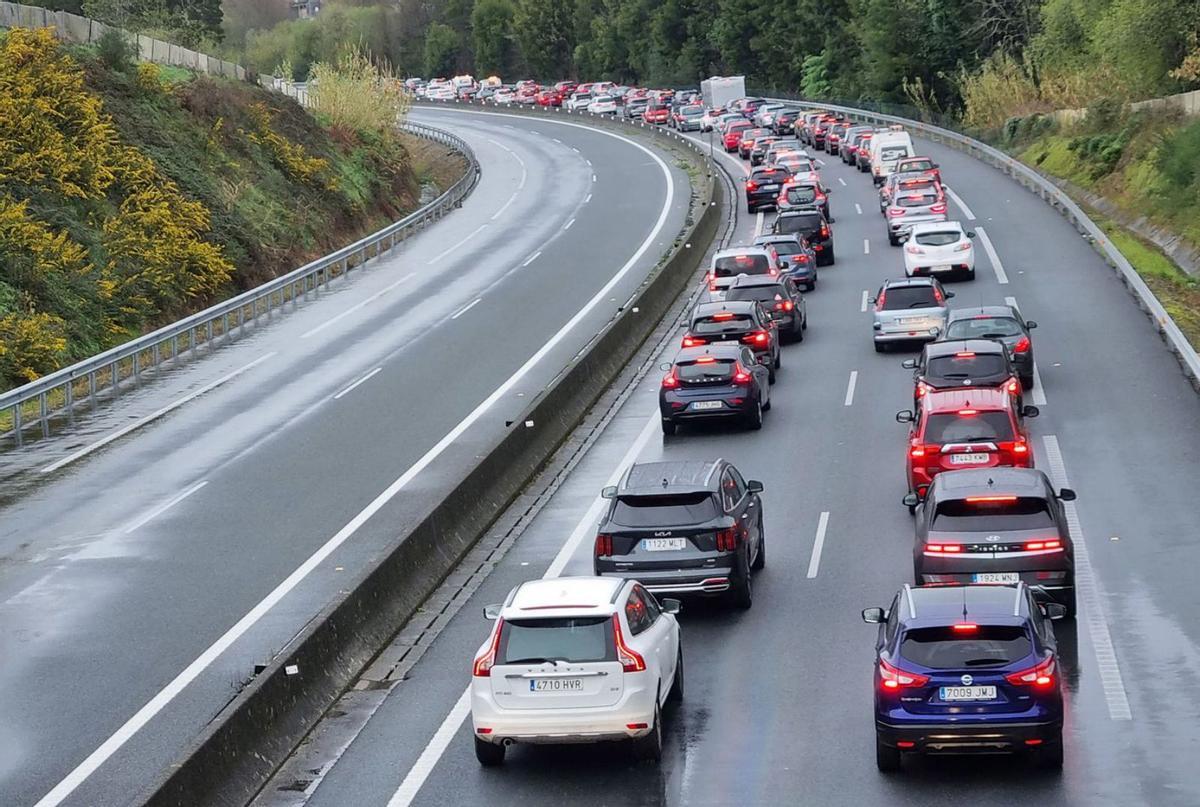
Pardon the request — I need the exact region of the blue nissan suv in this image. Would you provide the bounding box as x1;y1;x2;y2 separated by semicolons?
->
863;583;1066;772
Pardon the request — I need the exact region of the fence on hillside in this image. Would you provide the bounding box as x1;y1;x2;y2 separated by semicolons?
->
0;1;247;80
1052;88;1200;124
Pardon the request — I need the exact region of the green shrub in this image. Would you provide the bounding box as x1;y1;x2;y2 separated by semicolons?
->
1157;119;1200;191
96;29;136;73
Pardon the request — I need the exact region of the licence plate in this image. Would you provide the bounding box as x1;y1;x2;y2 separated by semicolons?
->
939;685;997;701
949;452;990;465
897;317;924;325
973;572;1020;584
530;678;584;692
761;184;779;191
690;400;723;411
643;538;688;551
931;264;953;272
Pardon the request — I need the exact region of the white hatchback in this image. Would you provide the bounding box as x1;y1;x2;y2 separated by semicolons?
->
470;576;682;766
587;95;618;114
903;221;976;280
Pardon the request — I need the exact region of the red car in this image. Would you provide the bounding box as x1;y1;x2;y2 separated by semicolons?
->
897;388;1039;500
724;120;752;151
536;89;562;107
643;103;670;124
555;80;577;95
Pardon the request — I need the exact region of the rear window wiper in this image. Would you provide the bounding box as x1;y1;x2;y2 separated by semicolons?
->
909;301;936;308
962;657;1010;666
504;657;569;666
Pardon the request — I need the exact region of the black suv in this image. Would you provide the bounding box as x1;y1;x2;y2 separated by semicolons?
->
901;339;1021;407
682;300;781;380
594;459;766;607
907;468;1078;614
744;166;791;213
773;109;802;135
943;305;1038;390
724;275;807;342
773;209;834;265
753;233;818;290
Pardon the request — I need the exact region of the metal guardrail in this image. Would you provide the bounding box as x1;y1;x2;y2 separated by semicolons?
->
1;122;479;446
765;96;1200;389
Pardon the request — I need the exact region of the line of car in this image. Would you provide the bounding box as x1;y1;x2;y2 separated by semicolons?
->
466;95;1072;777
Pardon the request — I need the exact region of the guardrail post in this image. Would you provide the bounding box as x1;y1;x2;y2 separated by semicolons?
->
12;404;22;447
133;351;141;382
39;392;49;438
88;370;97;409
110;361;119;396
173;335;181;365
64;380;74;425
207;320;214;350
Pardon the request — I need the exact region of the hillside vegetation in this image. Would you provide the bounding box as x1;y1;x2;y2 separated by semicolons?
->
0;27;420;389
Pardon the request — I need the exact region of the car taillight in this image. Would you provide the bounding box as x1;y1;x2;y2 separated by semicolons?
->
816;193;826;203
732;363;752;385
879;658;930;690
934;288;945;304
1011;439;1028;456
613;615;646;672
595;533;613;557
796;254;809;263
715;526;739;552
1024;539;1063;551
1007;379;1020;394
1005;655;1056;688
472;619;504;677
905;245;924;255
681;335;706;348
875;290;887;309
661;369;679;388
930;202;947;214
916;381;931;398
746;180;758;191
743;330;769;345
887;207;905;217
820;225;830;237
782;300;794;311
925;543;963;553
954;241;972;252
1013;336;1031;353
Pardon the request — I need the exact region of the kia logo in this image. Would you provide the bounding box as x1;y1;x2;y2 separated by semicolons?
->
654;531;673;537
961;674;974;686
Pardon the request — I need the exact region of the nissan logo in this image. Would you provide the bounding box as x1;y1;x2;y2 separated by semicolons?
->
985;535;1002;543
961;674;974;686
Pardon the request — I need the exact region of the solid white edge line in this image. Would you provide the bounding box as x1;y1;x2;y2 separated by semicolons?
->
1005;296;1049;407
838;177;847;186
563;217;575;231
860;290;869;313
975;226;1008;284
450;299;482;321
806;511;831;579
855;202;862;215
123;480;209;535
333;367;383;399
863;238;870;255
40;352;277;475
34;113;678;807
521;250;542;267
754;211;764;237
944;185;977;220
385;410;660;807
427;223;487;264
300;273;414;339
1040;436;1132;720
843;370;858;406
490;191;520;221
584;193;592;203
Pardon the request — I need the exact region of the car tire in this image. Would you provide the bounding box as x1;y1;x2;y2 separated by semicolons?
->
874;341;886;353
747;202;756;214
1022;372;1035;390
746;399;764;430
875;735;901;773
806;280;816;291
667;647;684;705
475;736;506;767
632;702;664;761
774;348;782;369
661;419;676;436
751;516;766;570
1037;733;1064;770
729;553;753;608
966;268;976;280
1060;586;1077;618
887;232;898;246
795;321;805;341
824;248;835;265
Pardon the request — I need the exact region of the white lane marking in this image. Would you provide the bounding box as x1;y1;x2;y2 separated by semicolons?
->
592;174;597;182
427;223;487;264
944;185;976;220
855;202;862;215
521;251;542;267
450;298;481;320
386;411;660;807
40;352;277;475
837;177;847;186
1041;436;1132;720
975;227;1007;284
490;191;519;221
33;116;678;807
333;367;383;400
563;217;575;231
863;238;870;255
572;146;580;153
1005;295;1048;406
484;137;513;153
860;290;869;312
754;211;764;237
586;159;592;167
123;480;208;535
301;273;415;339
843;370;858;406
806;511;831;578
552;137;561;143
517;167;527;190
584;193;592;203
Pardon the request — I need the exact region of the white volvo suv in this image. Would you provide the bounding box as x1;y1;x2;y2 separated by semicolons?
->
470;576;683;766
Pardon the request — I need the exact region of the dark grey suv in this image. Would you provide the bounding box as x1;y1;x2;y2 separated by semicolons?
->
943;305;1038;389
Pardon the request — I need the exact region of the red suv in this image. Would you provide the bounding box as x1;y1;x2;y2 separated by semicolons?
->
724;120;752;152
643;104;670;124
896;388;1039;502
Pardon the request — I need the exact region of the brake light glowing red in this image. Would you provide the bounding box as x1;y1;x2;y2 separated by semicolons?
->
732;364;752;385
613;616;646;672
1007;379;1020;394
681;336;706;347
1014;336;1031;353
954;352;976;358
715;526;739;552
930;203;947;214
595;533;613;556
1005;656;1056;688
713;312;735;320
879;658;929;690
472;619;504;677
1024;539;1063;551
695;356;716;363
746;180;758;192
966;495;1017;503
952;623;978;632
958;409;978;415
744;331;769;345
661;370;679;388
925;543;962;553
820;225;830;237
1012;440;1028;455
887;207;905;217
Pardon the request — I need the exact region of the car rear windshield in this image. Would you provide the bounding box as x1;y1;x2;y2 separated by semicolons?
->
786;186;819;204
897;193;938;208
903;159;936;171
881;145;910;160
922;411;1015;442
899;626;1032;669
763;239;802;255
931;497;1056;531
714;254;770;276
915;230;962;246
946;317;1024;339
612;492;719;526
677;359;736;383
879;286;938;310
727;285;785;304
776;213;822;234
500;617;615;664
753;169;790;183
682;106;703;115
927;354;1007;380
694;314;754;334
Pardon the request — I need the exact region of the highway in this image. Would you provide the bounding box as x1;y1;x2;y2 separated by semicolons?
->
0;108;691;807
260;116;1200;807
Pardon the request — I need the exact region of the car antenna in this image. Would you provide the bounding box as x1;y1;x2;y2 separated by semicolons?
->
661;477;669;489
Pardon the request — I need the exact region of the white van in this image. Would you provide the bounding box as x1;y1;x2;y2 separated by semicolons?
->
869;130;915;186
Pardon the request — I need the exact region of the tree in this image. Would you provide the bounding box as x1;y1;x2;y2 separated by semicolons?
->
424;22;461;77
514;0;574;79
473;0;520;77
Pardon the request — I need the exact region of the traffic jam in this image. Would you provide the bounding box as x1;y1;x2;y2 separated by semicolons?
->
459;85;1073;775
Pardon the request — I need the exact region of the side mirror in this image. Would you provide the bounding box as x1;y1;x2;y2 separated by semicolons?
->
901;359;917;369
902;493;921;508
869;297;878;305
1058;487;1077;502
661;598;682;615
660;362;672;371
1026;320;1038;329
966;231;977;239
483;603;502;620
1022;405;1040;418
601;485;618;499
944;291;955;299
862;607;887;624
747;479;764;493
1043;602;1068;620
896;410;915;423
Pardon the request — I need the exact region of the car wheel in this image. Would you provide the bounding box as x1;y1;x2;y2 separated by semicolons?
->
667;647;684;704
875;735;902;773
767;365;776;384
795;321;805;341
631;702;663;761
1022;372;1035;390
966;268;976;281
475;736;506;767
746;398;764;430
661;419;676;436
774;348;782;369
806;280;816;291
824;248;835;265
729;552;753;608
887;232;898;246
747;202;756;214
751;516;766;570
1060;586;1077;618
874;341;886;353
802;314;808;330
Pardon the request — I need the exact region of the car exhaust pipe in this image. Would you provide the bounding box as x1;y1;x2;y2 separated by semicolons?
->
502;738;516;747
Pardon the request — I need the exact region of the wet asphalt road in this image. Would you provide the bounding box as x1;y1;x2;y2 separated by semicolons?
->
0;108;690;807
284;122;1200;807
